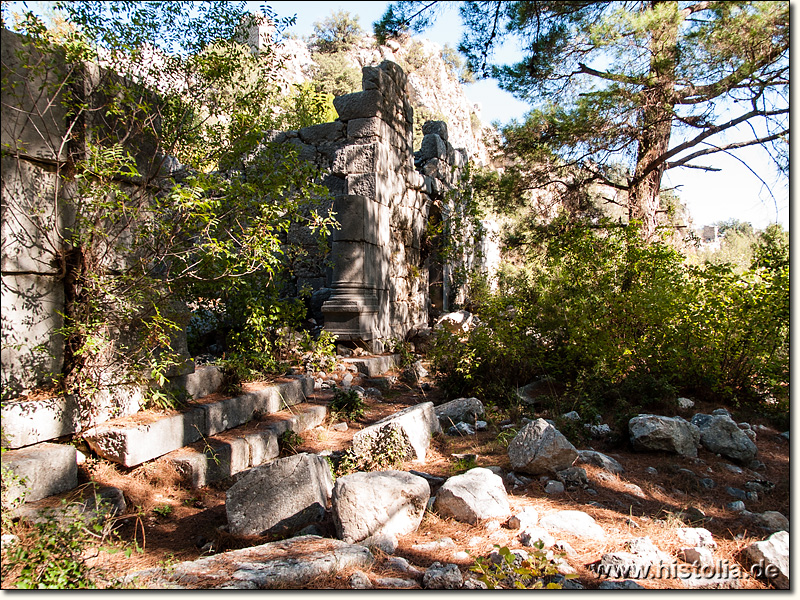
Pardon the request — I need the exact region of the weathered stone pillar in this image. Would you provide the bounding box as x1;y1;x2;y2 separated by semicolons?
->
322;61;414;348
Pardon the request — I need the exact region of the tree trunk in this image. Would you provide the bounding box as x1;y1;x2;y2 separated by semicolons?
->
629;1;679;241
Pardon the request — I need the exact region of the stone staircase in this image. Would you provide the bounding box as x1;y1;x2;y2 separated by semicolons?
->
2;354;401;503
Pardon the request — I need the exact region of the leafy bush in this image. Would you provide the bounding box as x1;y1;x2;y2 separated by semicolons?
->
330;388;366;421
278;430;304;456
309;10;363;54
470;544;569;589
431;216;789;418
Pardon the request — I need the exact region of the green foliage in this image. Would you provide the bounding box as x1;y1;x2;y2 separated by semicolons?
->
470;544;567;589
388;338;416;369
152;504;173;518
335;427;408;476
450;454;478;474
309;10;363;54
3;503;119;589
430;216;789;416
441;43;475;84
1;3;338;407
309;51;361;97
330;388;366;421
278;429;304;456
301;329;338;372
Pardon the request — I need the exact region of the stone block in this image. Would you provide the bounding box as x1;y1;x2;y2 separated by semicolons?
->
226;453;334;536
1;395;79;449
1;157;71;273
1;273;64;396
347;117;385;139
1;30;70;163
243;429;279;467
2;442;77;503
183;365;223;400
352;402;441;463
333;90;384;122
332;142;380;175
286;138;317;163
422;121;448;141
168;434;251;488
298;121;345;145
201;393;259;437
341;354;400;377
418;134;448;162
332;194;371;242
345;174;378;201
83;407;206;467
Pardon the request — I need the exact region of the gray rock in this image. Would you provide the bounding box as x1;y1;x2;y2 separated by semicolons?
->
375;577;416;588
447;422;476;436
645;466;658;476
423;562;463;589
598;580;645;589
753;511;789;533
2;442;78;504
780;431;789;441
577;450;625;474
434;468;510;524
699;477;716;489
349;570;373;589
727;501;746;512
352;402;441;464
556;466;588;488
629;414;700;457
679;546;714;567
507;418;578;475
332;470;429;543
745;531;789;589
726;486;747;500
539;510;606;541
691;413;758;463
562;411;581;421
544;480;565;494
677;397;695;409
723;463;743;474
711;408;731;417
515;378;555;405
384;556;423;577
585;423;611;437
130;535;373;589
412;537;455;552
434;397;485;428
360;532;398;555
225;453;333;536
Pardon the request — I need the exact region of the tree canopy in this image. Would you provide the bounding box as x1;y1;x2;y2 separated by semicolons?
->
376;1;789;239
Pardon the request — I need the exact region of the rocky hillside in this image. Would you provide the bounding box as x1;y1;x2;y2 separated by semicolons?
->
273;33;494;165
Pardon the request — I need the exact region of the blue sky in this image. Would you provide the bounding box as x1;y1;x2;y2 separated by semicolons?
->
260;1;789;231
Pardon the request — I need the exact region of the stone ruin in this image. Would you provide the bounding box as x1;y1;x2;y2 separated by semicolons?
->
1;26;493;418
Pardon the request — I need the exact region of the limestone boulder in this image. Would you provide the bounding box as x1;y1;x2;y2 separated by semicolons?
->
629;414;700;457
507;418;578;475
690;413;758;463
423;562;463;590
538;510;606;541
433;468;510;525
226;453;333;536
434;397;485;428
332;470;429;543
745;530;789;589
351;402;441;463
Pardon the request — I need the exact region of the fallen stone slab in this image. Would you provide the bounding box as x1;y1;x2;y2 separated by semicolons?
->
352;402;441;463
1;442;77;503
1;395;80;449
168;434;251;489
172;364;223;400
226;453;334;537
332;470;429;543
128;535;374;589
433;468;510;525
341;354;400;377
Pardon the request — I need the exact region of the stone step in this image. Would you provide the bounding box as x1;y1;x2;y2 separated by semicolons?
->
166;404;328;488
83;377;314;467
342;354;401;378
1;442;78;506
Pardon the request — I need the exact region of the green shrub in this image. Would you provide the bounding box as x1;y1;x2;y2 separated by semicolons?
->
430;216;789;417
278;429;304;456
330;388;366;421
470;544;569;589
